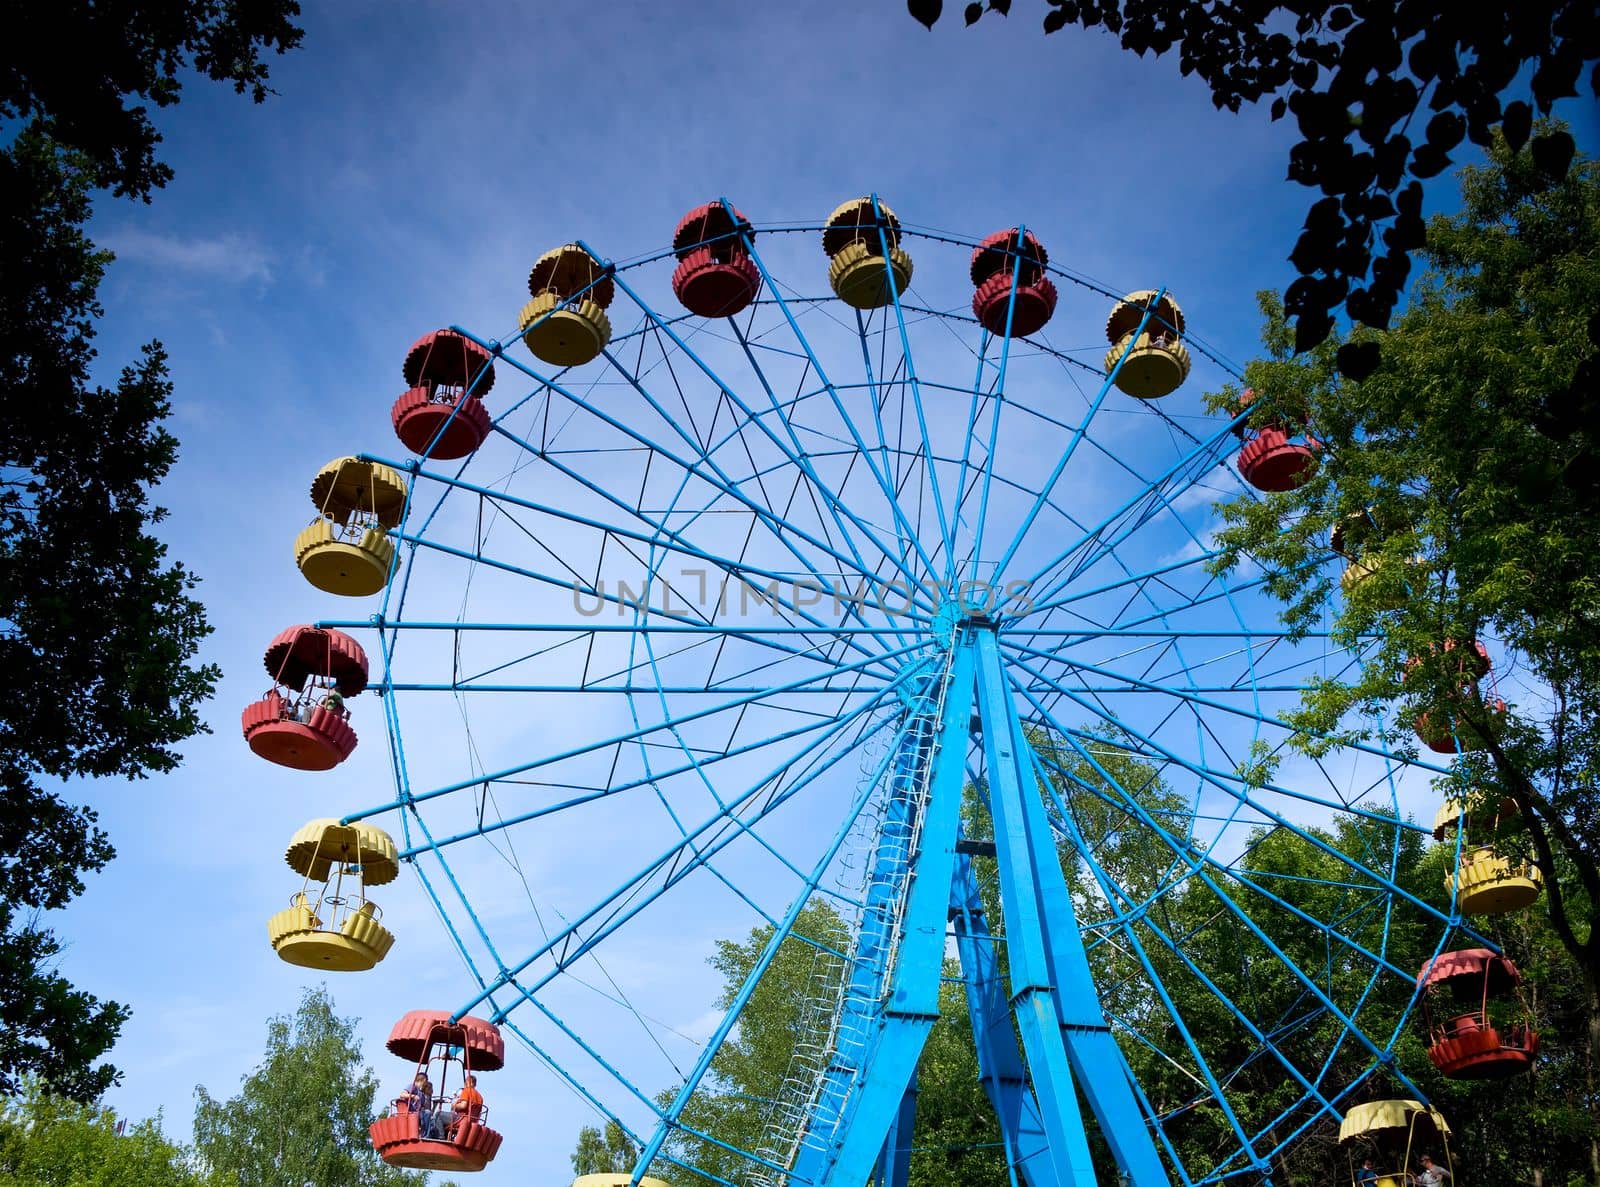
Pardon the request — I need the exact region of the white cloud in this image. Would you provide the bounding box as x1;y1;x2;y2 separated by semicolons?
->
102;227;274;287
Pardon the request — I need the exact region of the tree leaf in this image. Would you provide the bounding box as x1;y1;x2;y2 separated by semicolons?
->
908;0;943;29
1409;143;1453;178
1425;110;1465;151
1530;129;1575;180
1531;44;1582;111
965;2;982;25
1335;340;1382;380
1501;100;1533;152
1294;311;1335;353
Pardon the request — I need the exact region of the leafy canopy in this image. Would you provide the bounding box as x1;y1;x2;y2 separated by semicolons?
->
907;0;1598;365
0;0;305;200
572;1118;641;1177
0;1080;224;1187
0;0;303;1100
1207;134;1600;988
192;986;421;1187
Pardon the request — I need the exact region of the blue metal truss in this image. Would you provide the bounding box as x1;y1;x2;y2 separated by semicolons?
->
751;618;1169;1187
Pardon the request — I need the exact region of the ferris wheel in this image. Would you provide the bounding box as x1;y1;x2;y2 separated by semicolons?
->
241;197;1547;1186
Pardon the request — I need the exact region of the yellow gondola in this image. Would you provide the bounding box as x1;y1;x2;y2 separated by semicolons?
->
268;819;399;971
1433;798;1543;915
1329;511;1424;607
1104;290;1190;399
521;244;614;367
1338;1100;1453;1187
822;197;914;310
295;457;408;596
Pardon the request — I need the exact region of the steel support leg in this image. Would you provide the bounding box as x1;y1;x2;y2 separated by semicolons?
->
788;623;1168;1187
952;852;1054;1187
974;628;1169;1187
873;1072;917;1187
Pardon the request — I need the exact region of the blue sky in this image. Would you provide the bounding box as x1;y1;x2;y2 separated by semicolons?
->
48;2;1600;1183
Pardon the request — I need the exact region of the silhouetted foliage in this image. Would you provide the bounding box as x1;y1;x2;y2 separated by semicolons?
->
0;0;303;1100
0;0;305;200
908;0;1599;373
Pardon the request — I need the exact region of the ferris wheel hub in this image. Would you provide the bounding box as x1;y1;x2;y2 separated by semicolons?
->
930;594;1000;650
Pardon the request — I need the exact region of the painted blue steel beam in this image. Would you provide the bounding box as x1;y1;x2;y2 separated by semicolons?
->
352;640;922;819
789;635;978;1184
1011;683;1436;1103
989;289;1168;587
1008;411;1243;613
595;266;921;601
951;853;1054;1187
379;452;920;651
435;674;919;1027
871;194;956;574
1003;638;1452;777
775;622;1191;1187
442;329;938;633
730;224;943;583
875;1072;918;1187
974;628;1170;1187
967;225;1030;579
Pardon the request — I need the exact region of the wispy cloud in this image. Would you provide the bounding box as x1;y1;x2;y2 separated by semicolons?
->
102;227;274;287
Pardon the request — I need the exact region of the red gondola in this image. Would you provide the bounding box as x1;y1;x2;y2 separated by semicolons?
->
1416;949;1539;1078
1233;389;1320;492
241;626;368;770
672;202;761;318
1414;696;1506;754
970;228;1058;338
370;1010;506;1172
1237;425;1321;491
1407;641;1502;753
391;329;496;460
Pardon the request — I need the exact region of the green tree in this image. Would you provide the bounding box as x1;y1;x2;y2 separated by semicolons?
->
1;1;305;200
1138;819;1597;1187
1205;132;1600;1181
571;1117;640;1176
0;1080;220;1187
0;0;303;1099
901;969;1008;1187
907;1;1598;362
192;986;419;1187
1206;136;1599;997
1408;845;1599;1187
654;899;851;1184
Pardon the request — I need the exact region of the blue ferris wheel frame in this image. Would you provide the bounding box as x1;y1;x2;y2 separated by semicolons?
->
318;199;1487;1187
